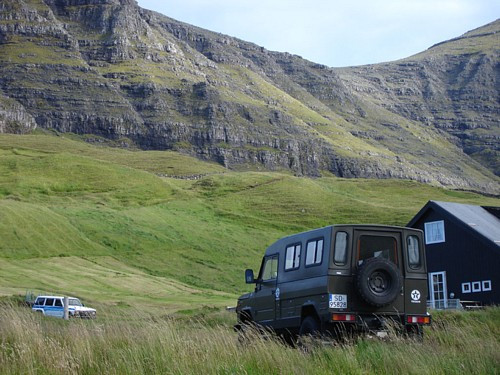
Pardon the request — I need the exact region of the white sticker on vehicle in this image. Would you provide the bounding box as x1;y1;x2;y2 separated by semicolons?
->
411;289;421;303
329;294;347;309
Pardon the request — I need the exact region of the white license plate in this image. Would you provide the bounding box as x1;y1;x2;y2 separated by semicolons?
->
329;294;347;309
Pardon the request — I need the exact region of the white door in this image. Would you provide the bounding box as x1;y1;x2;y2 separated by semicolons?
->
429;271;448;309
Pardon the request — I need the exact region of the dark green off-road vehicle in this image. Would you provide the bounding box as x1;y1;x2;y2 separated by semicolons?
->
236;225;431;339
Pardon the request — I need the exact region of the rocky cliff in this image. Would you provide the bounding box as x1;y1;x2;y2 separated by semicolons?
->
0;0;498;193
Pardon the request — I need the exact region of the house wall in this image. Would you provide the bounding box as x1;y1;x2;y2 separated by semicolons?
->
412;209;499;305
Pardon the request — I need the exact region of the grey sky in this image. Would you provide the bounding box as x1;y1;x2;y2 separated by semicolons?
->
136;0;499;67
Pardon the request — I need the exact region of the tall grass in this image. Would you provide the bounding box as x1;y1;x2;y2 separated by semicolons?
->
1;304;498;374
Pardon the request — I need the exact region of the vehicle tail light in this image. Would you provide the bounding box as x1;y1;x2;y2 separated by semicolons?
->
332;314;356;322
407;315;431;324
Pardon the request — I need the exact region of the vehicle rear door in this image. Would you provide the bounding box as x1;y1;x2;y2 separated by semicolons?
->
403;230;428;314
353;230;405;313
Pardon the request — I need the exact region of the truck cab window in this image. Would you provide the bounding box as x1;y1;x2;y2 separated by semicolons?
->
260;256;278;280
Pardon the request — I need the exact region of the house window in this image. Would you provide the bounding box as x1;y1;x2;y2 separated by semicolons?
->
462;282;471;293
424;220;445;244
285;244;301;270
305;239;323;266
472;281;481;292
482;280;492;292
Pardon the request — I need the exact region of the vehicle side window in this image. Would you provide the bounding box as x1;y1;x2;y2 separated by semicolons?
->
407;235;421;269
35;298;45;306
45;298;54;306
306;238;323;266
358;235;397;265
261;256;278;280
334;232;348;265
285;244;301;270
54;299;63;307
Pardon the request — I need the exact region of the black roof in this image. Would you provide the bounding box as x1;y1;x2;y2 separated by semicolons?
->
408;201;500;248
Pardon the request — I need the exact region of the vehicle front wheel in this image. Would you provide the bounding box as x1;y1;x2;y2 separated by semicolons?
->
237;321;258;346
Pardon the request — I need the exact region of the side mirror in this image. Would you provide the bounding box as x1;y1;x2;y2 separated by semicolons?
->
245;269;255;284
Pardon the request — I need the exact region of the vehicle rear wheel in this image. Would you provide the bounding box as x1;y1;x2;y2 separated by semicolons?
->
405;324;424;341
356;257;402;307
298;316;321;351
299;316;320;336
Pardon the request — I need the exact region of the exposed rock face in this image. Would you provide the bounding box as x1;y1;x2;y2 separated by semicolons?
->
0;0;498;193
337;35;500;176
0;93;37;133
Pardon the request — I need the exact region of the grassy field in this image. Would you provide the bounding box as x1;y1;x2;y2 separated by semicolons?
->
0;302;498;374
0;133;499;373
0;133;499;311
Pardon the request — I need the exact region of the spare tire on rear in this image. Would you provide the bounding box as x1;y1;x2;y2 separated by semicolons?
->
355;257;402;307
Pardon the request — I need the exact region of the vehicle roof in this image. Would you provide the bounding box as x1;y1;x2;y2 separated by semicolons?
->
276;224;419;239
264;224;421;256
35;296;80;299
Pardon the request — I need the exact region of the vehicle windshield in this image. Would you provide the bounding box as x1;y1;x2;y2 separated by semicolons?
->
68;298;83;306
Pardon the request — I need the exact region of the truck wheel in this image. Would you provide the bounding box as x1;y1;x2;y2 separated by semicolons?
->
298;316;320;350
356;257;402;307
299;316;320;336
405;325;424;341
237;320;259;346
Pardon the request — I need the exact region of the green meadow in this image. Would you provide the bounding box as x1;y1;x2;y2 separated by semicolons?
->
1;133;499;373
1;133;498;309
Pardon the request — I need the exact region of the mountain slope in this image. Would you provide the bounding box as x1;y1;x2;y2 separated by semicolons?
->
0;0;498;193
337;20;500;176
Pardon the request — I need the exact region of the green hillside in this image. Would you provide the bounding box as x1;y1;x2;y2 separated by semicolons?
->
0;134;498;311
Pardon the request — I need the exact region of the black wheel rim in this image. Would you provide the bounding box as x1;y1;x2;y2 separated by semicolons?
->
368;270;391;295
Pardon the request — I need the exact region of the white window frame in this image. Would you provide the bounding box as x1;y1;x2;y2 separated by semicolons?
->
305;239;323;266
482;280;492;292
285;244;301;271
461;282;471;294
472;281;481;292
424;220;446;245
429;271;448;309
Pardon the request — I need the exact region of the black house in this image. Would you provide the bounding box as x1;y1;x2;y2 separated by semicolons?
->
408;201;500;308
